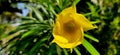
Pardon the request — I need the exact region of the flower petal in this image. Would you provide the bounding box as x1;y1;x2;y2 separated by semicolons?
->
52;39;82;48
72;13;95;31
60;6;76;15
52;22;68;43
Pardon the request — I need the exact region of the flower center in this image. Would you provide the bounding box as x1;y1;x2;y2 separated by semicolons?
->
63;21;76;33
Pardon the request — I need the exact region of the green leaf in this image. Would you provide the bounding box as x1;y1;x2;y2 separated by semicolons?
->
72;0;81;5
84;34;99;42
27;6;43;22
63;0;69;9
56;0;63;9
49;5;56;15
21;29;35;39
40;4;49;15
87;2;99;17
47;43;56;55
29;36;48;54
20;16;37;21
56;45;62;55
74;47;81;55
110;17;120;29
82;39;100;55
32;7;43;21
63;49;68;55
91;20;101;24
36;0;48;4
87;2;95;12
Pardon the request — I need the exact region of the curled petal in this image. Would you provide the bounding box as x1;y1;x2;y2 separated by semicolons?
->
72;13;95;31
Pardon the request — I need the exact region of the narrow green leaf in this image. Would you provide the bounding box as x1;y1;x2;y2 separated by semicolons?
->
84;34;99;42
87;2;95;12
49;5;56;15
91;20;101;24
82;39;100;55
56;0;59;5
63;49;68;55
20;16;37;21
74;47;81;55
32;7;43;21
56;46;62;55
29;36;48;54
27;6;43;21
21;29;35;38
40;4;49;15
63;0;69;9
47;43;56;55
56;0;63;9
84;13;91;16
72;0;81;5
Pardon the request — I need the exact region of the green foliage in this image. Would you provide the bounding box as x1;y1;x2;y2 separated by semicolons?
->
84;33;99;42
74;47;81;55
0;0;120;55
82;39;100;55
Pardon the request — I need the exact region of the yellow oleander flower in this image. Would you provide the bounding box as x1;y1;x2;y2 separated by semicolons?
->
52;6;95;52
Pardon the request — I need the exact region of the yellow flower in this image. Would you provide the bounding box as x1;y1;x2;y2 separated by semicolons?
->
52;6;95;52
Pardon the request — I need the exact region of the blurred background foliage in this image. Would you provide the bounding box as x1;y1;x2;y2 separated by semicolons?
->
0;0;120;55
